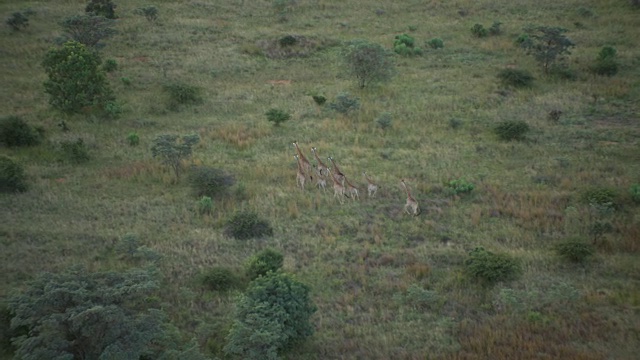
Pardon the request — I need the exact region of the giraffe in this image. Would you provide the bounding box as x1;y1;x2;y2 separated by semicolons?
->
400;179;420;216
294;155;306;190
328;168;347;204
293;141;313;181
343;175;360;201
362;171;379;198
327;156;345;185
311;147;329;177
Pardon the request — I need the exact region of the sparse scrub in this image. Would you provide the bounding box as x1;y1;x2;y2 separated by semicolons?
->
60;138;90;164
0;116;43;147
375;112;393;130
393;33;422;56
497;68;534;88
583;187;616;209
464;247;522;285
85;0;118;19
279;34;297;47
6;12;29;31
202;267;240;291
265;108;291;126
42;41;114;115
426;37;444;49
591;46;618;76
163;82;203;111
60;15;117;48
311;95;326;106
134;5;159;22
188;166;235;198
494;120;530;141
329;92;360;115
0;155;28;193
150;134;199;180
225;211;274;240
630;184;640;204
488;21;503;36
102;58;117;72
245;248;284;280
343;39;395;88
196;196;213;214
555;239;595;263
471;24;488;38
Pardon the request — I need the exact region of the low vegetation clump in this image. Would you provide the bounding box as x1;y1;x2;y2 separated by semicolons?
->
202;267;241;291
0;155;28;193
196;195;213;214
329;92;360;115
630;184;640;204
127;132;139;146
497;68;534;88
426;37;444;49
555;239;595;263
591;46;619;76
393;33;422;56
445;178;475;196
464;247;521;285
396;284;444;311
60;138;90;164
134;6;158;22
0;116;43;147
85;0;118;19
265;108;291;126
163;82;203;111
188;166;235;198
245;248;284;280
342;39;395;88
494;120;530;141
224;272;316;359
225;211;274;240
583;187;617;209
311;95;326;106
6;11;29;31
102;58;117;72
256;35;335;59
375;112;393;130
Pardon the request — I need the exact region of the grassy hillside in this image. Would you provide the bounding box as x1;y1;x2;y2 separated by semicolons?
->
1;0;639;358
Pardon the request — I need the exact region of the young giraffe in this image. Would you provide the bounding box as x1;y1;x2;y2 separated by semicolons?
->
328;168;347;204
362;171;379;198
293;141;313;181
294;155;306;190
343;175;360;201
327;156;345;185
310;147;329;177
400;179;420;216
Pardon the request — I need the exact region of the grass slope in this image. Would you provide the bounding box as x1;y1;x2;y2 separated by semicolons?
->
1;0;639;359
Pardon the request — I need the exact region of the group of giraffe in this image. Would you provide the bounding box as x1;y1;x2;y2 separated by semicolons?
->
292;141;420;216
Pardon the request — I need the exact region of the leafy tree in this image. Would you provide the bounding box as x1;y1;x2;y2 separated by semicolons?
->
343;40;395;88
518;26;575;74
85;0;118;19
151;134;200;180
7;266;207;359
42;41;115;115
61;15;116;48
224;272;316;359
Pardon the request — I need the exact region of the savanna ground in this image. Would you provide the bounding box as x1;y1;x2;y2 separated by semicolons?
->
1;0;639;358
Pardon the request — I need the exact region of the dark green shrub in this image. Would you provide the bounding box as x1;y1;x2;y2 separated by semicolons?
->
343;40;395;88
471;24;488;37
589;221;613;243
630;184;640;204
202;267;240;291
464;247;521;285
279;35;297;47
134;6;158;22
224;272;316;359
188;166;235;198
397;285;444;311
127;132;139;146
265;108;291;126
375;112;393;130
445;178;475;195
60;15;117;48
393;33;422;56
163;82;203;111
312;95;326;106
42;41;114;115
245;248;284;280
555;239;594;263
494;120;530;141
0;116;43;147
583;188;616;208
103;58;117;72
497;68;534;88
0;155;28;193
488;21;502;36
60;138;90;164
329;92;360;115
592;46;618;76
114;234;161;263
426;38;444;49
6;12;29;31
85;0;118;19
548;64;577;80
449;118;464;129
225;211;273;240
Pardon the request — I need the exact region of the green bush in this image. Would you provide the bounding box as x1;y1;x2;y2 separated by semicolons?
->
188;166;235;198
488;21;502;36
342;40;395;88
0;116;43;147
127;132;139;146
445;178;475;195
311;95;326;106
497;68;534;88
471;24;488;37
202;267;240;291
151;134;199;180
449;118;464;129
375;112;393;130
6;12;29;31
245;248;284;280
225;211;273;240
393;34;422;56
265;108;291;126
464;247;521;285
103;58;117;72
85;0;118;19
630;184;640;204
426;37;444;49
555;239;594;263
224;272;316;359
494;120;530;141
592;46;618;76
163;82;203;111
196;196;213;214
583;187;616;208
60;138;90;164
397;285;444;311
42;41;114;115
329;92;360;115
279;35;298;47
0;155;28;193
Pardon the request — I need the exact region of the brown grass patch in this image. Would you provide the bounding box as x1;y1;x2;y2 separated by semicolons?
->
100;161;162;180
201;123;271;150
